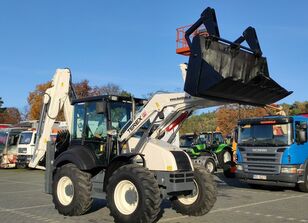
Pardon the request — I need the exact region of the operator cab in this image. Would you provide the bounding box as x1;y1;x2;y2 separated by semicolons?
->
70;95;147;166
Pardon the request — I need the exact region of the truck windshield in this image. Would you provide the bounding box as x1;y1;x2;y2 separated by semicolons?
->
0;132;8;153
238;123;291;146
19;132;33;144
180;135;194;147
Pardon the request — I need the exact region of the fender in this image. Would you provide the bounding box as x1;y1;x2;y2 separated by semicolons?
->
54;145;102;170
216;144;231;153
103;153;145;191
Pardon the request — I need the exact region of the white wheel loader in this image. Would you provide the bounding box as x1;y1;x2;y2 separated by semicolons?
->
29;7;291;223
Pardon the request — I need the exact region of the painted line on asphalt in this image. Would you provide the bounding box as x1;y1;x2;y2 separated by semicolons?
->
0;179;42;186
0;189;42;194
0;204;53;212
230;209;308;222
159;194;308;222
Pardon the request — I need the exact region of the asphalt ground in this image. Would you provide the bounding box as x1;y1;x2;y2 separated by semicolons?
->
0;169;307;223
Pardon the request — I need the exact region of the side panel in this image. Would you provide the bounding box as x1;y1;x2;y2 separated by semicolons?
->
54;145;103;170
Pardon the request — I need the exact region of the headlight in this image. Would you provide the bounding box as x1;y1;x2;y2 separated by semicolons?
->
236;165;243;171
281;167;297;174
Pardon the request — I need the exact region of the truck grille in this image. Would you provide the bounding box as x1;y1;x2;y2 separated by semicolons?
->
18;147;27;154
239;147;284;174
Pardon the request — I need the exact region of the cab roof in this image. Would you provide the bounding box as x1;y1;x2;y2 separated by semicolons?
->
71;95;147;105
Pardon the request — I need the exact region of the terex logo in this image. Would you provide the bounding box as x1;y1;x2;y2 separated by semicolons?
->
252;148;267;152
128;117;143;133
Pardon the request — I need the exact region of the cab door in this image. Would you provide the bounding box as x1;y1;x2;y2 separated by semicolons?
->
83;101;109;166
70;101;109;166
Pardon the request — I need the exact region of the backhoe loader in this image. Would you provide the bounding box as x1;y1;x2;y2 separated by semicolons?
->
29;7;291;223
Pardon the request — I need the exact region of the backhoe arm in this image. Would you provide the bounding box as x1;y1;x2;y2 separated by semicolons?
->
29;69;74;169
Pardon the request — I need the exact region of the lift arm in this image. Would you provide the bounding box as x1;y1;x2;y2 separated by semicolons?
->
28;69;74;169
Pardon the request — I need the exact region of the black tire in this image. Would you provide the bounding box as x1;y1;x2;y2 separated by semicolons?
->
106;164;161;223
217;148;232;167
248;183;263;189
52;163;93;216
204;159;216;174
223;161;236;178
171;165;217;216
298;166;308;192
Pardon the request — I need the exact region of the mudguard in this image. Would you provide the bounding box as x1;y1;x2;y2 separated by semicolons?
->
54;145;102;170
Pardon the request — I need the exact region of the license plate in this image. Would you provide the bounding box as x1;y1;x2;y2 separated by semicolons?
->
253;174;267;180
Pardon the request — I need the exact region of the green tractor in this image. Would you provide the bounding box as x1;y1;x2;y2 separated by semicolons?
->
180;132;233;174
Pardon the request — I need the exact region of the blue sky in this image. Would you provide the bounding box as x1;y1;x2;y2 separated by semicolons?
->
0;0;307;109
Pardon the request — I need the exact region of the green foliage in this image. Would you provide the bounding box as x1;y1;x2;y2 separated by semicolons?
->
180;111;216;134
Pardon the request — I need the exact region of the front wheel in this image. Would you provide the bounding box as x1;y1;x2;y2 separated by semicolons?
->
218;149;232;167
52;163;93;216
106;164;161;223
171;165;217;216
298;167;308;192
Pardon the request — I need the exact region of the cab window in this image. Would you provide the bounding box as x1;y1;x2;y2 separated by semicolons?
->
85;102;107;140
72;103;85;139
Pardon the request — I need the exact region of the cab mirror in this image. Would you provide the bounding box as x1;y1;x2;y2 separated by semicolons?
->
96;101;107;114
298;129;307;144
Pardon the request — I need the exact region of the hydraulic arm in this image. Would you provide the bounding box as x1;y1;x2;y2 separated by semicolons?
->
29;69;74;169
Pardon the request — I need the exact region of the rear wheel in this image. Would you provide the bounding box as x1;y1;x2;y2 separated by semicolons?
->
204;159;216;174
52;163;93;216
171;165;217;216
106;164;161;223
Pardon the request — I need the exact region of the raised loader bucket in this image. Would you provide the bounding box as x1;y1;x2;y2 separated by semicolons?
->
184;7;292;106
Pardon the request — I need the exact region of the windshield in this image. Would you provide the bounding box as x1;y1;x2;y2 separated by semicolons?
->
111;102;133;131
180;135;194;147
238;123;291;146
0;132;8;153
19;132;33;144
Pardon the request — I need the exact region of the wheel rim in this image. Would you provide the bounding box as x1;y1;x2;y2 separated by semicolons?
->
57;176;74;206
223;151;231;163
114;180;139;215
177;179;199;205
206;161;214;173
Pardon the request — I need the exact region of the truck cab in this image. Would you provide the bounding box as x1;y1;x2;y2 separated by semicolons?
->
0;128;26;168
16;130;36;168
235;114;308;191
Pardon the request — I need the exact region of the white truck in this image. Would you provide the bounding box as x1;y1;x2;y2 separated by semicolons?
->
16;130;36;168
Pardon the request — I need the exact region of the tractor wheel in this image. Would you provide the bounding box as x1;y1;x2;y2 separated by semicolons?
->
106;164;161;223
52;163;93;216
218;149;232;167
171;165;217;216
298;166;308;192
204;159;216;174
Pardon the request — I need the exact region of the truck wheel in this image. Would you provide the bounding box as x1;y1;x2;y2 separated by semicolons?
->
204;159;216;174
171;165;217;216
298;167;308;192
52;163;93;216
223;161;236;178
106;164;161;223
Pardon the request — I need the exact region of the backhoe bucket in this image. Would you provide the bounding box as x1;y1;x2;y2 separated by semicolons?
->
183;7;292;106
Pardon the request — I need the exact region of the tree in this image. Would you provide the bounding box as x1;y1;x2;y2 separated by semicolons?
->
92;83;132;97
27;81;52;120
216;104;267;136
0;107;21;124
73;80;92;98
180;111;216;134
